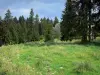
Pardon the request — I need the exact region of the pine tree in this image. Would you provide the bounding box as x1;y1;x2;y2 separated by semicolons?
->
19;15;25;24
9;21;19;44
61;0;99;42
13;17;18;23
61;0;77;41
91;0;100;38
40;17;53;41
4;9;13;43
18;16;28;43
35;14;39;24
4;9;12;22
28;8;38;41
77;0;98;42
29;8;34;24
77;0;88;42
0;16;2;21
53;16;59;27
0;17;6;44
34;14;40;41
45;18;53;42
0;16;2;41
40;17;47;35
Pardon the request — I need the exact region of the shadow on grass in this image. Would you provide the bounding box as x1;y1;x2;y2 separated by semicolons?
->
23;41;100;47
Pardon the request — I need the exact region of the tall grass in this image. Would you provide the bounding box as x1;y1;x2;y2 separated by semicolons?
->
0;40;100;75
73;61;94;74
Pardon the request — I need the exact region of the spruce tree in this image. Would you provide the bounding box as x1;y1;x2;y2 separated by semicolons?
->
0;16;2;21
34;14;40;41
92;0;100;38
28;8;37;41
40;17;53;41
61;0;77;41
0;16;2;42
18;15;27;43
13;17;18;23
53;16;59;27
61;0;99;42
4;9;12;21
4;9;13;43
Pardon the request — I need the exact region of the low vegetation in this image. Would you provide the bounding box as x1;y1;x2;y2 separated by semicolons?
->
0;39;100;75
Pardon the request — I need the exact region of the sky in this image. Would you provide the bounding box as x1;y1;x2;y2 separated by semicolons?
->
0;0;65;20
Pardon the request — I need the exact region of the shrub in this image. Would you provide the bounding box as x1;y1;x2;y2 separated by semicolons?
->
52;23;61;39
73;61;94;74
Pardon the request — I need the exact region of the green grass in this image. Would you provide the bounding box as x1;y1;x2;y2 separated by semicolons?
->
0;39;100;75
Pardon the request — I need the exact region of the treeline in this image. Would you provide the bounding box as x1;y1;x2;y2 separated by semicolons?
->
0;9;59;44
0;0;100;45
61;0;100;42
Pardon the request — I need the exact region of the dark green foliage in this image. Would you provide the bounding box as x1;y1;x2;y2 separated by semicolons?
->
34;14;40;41
4;9;12;21
0;21;6;44
61;0;100;42
7;22;19;44
38;23;44;36
4;9;13;44
53;16;59;27
27;8;36;41
28;9;40;41
40;17;53;42
19;15;25;24
0;0;99;44
61;0;77;41
4;14;27;44
0;17;2;41
13;17;18;23
44;24;53;42
0;8;55;44
0;16;2;21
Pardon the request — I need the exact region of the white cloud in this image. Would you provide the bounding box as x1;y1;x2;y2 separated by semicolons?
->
0;0;65;20
12;8;30;15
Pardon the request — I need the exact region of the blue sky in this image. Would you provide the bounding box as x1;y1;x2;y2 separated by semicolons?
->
0;0;65;20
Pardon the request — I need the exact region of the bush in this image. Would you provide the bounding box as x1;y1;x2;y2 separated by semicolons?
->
53;23;61;39
44;30;53;42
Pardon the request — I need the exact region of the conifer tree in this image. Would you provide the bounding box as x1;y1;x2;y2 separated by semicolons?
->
4;9;13;43
61;0;77;41
13;17;18;23
18;15;27;43
4;9;12;21
53;16;59;27
0;16;2;41
34;14;40;41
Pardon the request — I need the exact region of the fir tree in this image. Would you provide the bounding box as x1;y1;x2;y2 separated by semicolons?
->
61;0;77;41
53;16;59;27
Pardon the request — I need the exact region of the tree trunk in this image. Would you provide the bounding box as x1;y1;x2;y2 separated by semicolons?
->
0;40;3;46
88;24;91;42
82;35;87;43
81;28;88;43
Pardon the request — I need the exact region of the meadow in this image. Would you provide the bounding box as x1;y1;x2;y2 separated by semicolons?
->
0;38;100;75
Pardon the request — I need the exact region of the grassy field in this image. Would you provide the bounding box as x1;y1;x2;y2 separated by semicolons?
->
0;39;100;75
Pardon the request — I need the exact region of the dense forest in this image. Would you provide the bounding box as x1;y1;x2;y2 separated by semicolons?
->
61;0;100;42
0;9;59;45
0;0;100;45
